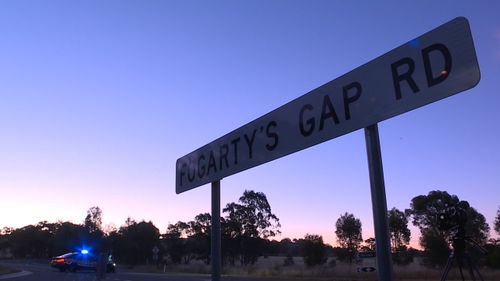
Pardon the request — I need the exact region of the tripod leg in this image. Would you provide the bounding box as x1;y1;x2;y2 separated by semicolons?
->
440;253;455;281
465;254;484;281
456;257;466;281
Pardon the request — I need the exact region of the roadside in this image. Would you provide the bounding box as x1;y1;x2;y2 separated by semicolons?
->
0;266;19;275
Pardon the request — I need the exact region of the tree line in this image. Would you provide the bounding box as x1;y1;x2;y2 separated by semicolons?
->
0;189;499;269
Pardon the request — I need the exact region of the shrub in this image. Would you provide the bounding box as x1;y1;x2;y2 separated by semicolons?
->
393;250;415;265
485;244;500;269
301;234;327;266
283;254;294;266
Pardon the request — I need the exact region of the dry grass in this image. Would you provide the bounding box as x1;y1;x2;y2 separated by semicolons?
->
119;256;500;281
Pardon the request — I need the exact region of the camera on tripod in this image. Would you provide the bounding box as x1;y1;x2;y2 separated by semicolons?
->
437;201;469;233
437;201;486;281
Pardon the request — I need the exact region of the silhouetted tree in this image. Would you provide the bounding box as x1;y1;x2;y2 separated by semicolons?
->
278;238;299;256
221;216;241;266
164;221;189;264
419;230;450;266
116;219;160;265
83;206;105;252
1;216;167;265
361;237;376;251
52;221;87;255
332;246;350;262
495;207;500;236
301;234;327;266
84;206;103;234
388;207;411;251
335;212;362;263
1;227;13;235
9;224;47;258
484;242;500;269
187;213;211;264
222;190;280;265
224;190;281;239
261;239;280;257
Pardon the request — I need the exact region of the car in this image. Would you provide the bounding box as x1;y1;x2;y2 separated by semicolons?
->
50;250;116;273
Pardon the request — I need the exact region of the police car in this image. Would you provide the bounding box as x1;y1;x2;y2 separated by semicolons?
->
50;250;116;273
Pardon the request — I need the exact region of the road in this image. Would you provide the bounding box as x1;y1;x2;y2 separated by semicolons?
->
0;261;209;281
0;261;292;281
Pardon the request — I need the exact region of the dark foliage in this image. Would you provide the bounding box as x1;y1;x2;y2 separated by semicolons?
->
361;237;375;251
388;207;411;251
392;248;415;265
335;212;362;263
114;219;160;265
332;247;351;262
283;254;294;266
186;213;211;264
419;230;450;267
222;190;280;265
409;190;490;267
301;234;327;266
84;206;103;234
2;215;102;260
163;221;189;264
495;207;500;236
484;243;500;269
278;238;301;256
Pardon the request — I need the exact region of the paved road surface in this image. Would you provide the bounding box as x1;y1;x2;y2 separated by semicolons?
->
0;261;293;281
0;261;213;281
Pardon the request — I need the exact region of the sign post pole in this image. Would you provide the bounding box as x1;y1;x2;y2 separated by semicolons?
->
364;124;394;281
211;181;221;281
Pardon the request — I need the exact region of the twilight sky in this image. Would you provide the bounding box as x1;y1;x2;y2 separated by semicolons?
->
1;1;499;247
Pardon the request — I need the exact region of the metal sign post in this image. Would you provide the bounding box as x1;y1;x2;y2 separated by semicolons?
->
211;181;221;281
364;124;394;281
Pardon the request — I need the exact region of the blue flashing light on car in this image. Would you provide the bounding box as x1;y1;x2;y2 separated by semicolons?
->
81;249;89;254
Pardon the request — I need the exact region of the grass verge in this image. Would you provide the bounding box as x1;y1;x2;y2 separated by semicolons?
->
0;265;19;275
115;257;500;281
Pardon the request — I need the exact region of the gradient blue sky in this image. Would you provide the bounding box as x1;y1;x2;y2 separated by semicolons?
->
1;1;499;247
